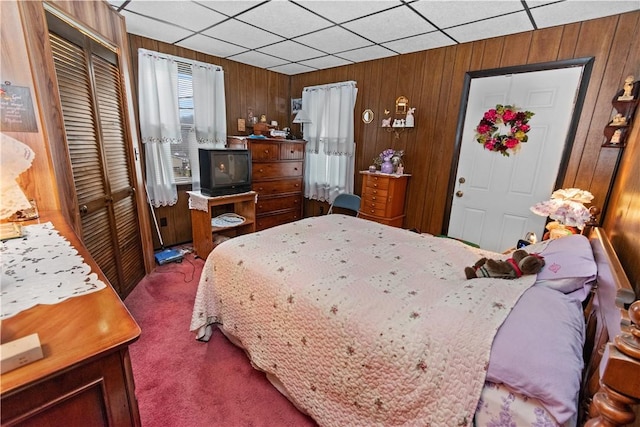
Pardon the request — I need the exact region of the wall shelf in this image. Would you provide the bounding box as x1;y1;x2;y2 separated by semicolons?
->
602;80;639;148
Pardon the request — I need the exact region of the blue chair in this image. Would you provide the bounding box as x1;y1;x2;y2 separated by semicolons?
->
328;193;361;217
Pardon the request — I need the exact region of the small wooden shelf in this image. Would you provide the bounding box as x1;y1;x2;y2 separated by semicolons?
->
188;191;257;259
602;81;639;148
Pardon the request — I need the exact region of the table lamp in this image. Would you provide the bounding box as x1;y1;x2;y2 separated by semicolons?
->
530;188;593;239
1;133;35;237
293;109;311;138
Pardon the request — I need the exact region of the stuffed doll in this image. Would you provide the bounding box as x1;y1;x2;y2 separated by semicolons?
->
464;249;545;280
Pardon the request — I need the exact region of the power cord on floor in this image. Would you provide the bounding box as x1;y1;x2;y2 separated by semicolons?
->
153;253;197;283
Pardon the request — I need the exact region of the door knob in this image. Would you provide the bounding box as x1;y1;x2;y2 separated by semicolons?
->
456;191;464;197
80;205;88;214
459;177;466;184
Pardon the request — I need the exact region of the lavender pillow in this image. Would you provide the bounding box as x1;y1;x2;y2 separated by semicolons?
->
486;285;585;424
523;234;597;295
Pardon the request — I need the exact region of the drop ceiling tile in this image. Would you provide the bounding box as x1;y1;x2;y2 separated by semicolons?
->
269;62;317;76
301;1;402;24
176;34;247;59
444;11;534;43
258;41;326;62
194;1;264;18
410;0;524;29
107;0;127;8
343;5;436;43
529;1;640;28
123;0;226;32
336;45;397;63
294;26;371;54
202;18;285;49
299;55;353;70
228;50;289;69
237;1;332;39
382;31;456;54
120;10;193;44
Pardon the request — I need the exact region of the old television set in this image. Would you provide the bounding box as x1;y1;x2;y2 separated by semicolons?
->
199;149;252;197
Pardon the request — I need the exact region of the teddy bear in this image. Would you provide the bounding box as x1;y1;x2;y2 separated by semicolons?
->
464;249;545;280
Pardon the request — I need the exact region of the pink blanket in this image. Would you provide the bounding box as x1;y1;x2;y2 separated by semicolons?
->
191;215;536;426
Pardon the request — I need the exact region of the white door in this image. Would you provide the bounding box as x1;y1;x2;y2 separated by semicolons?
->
448;67;583;252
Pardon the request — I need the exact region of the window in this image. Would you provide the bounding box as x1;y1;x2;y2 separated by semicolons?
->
174;61;195;183
138;48;225;202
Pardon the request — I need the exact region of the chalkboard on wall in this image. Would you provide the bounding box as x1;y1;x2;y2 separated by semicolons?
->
1;84;38;132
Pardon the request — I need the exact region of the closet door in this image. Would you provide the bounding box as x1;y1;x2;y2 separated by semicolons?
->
47;14;144;298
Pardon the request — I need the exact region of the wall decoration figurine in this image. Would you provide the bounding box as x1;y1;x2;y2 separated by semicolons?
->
610;128;623;144
611;113;626;126
618;75;635;100
381;117;392;127
405;107;415;127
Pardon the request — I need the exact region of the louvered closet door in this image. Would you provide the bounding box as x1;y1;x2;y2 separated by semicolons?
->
48;17;144;298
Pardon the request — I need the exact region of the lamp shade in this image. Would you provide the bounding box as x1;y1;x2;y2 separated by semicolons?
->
1;133;35;219
530;188;593;229
293;110;311;124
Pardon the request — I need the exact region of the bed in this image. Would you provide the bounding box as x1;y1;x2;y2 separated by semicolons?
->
190;214;638;426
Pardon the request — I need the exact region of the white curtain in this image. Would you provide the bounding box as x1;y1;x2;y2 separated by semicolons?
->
191;63;227;191
138;49;181;207
302;81;357;203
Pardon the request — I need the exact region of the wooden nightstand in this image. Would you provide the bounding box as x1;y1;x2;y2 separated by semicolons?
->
358;171;410;227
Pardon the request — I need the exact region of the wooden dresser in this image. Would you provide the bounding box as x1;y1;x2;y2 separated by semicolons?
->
247;138;306;231
358;171;410;228
1;211;141;426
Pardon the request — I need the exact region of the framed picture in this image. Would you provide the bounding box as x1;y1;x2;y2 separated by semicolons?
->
291;98;302;114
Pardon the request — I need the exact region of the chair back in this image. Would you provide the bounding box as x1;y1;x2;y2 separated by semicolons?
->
328;193;361;216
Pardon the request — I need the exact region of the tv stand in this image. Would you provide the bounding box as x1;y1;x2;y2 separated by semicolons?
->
188;191;257;259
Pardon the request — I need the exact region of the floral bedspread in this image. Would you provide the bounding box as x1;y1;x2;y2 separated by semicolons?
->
190;215;537;426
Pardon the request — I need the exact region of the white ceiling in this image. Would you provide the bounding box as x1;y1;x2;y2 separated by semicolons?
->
108;0;640;75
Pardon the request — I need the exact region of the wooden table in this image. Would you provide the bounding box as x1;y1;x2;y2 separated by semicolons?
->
189;191;257;260
0;211;141;426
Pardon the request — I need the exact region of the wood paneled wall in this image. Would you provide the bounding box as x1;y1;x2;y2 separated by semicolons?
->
0;0;59;212
2;0;155;272
291;11;640;243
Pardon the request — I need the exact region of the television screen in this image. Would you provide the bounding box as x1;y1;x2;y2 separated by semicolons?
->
199;149;252;197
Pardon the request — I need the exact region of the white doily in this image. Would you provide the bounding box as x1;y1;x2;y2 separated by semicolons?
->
1;222;106;319
211;213;245;227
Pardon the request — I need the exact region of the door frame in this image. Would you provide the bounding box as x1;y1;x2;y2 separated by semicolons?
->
443;57;595;236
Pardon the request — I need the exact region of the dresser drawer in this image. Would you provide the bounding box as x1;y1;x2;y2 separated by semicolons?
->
256;210;301;231
250;142;279;161
279;143;304;160
253;161;302;179
360;202;388;217
364;175;390;190
256;194;301;215
362;186;389;201
252;178;303;196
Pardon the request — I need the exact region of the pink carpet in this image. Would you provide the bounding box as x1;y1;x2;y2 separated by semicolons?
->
124;251;317;427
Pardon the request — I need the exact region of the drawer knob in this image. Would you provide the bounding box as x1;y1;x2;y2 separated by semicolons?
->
258;187;264;191
372;196;376;200
290;150;294;154
264;150;269;154
294;167;298;171
373;184;378;187
260;169;264;173
295;184;299;187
